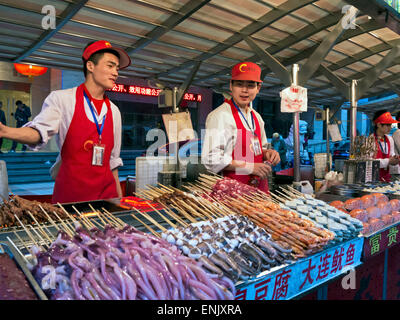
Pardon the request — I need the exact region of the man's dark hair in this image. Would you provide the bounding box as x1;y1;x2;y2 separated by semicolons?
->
396;111;400;121
15;100;22;106
82;41;120;77
372;109;389;132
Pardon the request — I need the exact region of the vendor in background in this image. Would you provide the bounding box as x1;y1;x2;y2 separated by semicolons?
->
0;40;131;203
271;132;287;171
391;111;400;180
201;62;280;193
10;100;31;152
371;110;400;182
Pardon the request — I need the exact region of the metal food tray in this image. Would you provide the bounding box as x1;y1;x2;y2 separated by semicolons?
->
60;198;133;216
0;241;47;300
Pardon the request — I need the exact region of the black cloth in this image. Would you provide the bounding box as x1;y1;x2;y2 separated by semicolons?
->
14;105;31;128
0;110;6;125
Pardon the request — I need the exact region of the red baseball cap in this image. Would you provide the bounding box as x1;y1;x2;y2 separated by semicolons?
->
374;111;400;124
82;40;131;69
231;62;262;82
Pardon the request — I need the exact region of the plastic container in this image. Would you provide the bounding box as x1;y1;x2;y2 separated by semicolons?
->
293;180;314;194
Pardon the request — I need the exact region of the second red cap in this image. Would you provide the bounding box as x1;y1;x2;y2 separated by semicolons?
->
231;62;262;82
82;40;131;69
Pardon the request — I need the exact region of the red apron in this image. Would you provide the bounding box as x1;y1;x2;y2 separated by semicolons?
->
222;99;269;193
375;133;391;182
52;84;118;204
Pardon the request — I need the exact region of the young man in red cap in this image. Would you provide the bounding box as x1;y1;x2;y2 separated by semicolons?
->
371;110;400;182
202;61;280;193
0;40;131;203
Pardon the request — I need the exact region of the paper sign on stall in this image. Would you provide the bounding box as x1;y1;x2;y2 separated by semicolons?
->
328;124;342;142
280;85;307;113
162;111;195;144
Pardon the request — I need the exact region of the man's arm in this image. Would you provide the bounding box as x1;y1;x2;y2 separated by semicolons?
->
0;122;41;145
112;168;122;198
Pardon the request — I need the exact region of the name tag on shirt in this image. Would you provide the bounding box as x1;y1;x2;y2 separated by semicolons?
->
92;143;105;166
251;136;262;156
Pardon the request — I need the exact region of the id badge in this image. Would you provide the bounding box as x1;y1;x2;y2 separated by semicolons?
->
251;136;262;156
92;144;105;166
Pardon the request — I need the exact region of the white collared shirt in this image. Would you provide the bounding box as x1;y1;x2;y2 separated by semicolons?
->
24;87;123;179
201;101;268;173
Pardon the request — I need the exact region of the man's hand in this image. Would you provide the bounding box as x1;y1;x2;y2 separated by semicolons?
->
251;162;272;179
389;156;400;166
263;149;280;166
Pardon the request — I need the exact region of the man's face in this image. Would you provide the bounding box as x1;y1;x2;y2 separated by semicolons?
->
230;80;261;108
87;52;119;90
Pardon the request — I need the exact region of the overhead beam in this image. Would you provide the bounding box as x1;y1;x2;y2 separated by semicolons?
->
126;0;211;55
156;0;315;78
242;35;292;87
13;0;89;62
355;44;400;100
176;61;202;108
318;65;350;100
298;6;358;85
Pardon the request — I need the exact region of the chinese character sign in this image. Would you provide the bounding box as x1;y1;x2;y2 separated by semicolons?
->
109;84;202;101
363;223;400;259
235;237;363;300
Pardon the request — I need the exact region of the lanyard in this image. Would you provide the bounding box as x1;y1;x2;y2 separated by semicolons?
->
84;91;106;143
231;99;256;136
375;133;388;155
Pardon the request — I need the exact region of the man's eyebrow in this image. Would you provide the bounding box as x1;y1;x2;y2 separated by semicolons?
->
107;60;120;68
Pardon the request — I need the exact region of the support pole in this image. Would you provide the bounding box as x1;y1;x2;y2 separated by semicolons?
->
350;80;358;151
292;64;301;182
326;107;331;172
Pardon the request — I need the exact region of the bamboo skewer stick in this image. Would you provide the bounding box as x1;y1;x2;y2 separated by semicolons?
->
161;206;189;228
168;199;198;224
145;203;177;229
72;206;94;230
88;204;107;226
29;225;49;249
129;213;160;238
7;236;31;266
52;211;74;236
102;208;125;227
12;232;33;256
27;211;53;244
39;206;61;232
132;207;167;233
13;214;42;249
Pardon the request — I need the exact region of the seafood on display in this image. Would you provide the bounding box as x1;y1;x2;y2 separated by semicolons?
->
329;193;400;235
281;194;363;243
363;181;400;195
162;215;293;281
224;197;335;258
27;222;236;300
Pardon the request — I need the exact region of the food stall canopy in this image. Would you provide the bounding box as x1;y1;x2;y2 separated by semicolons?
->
1;0;400;110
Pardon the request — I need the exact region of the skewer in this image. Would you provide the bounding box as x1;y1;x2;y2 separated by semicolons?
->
88;204;107;226
145;203;177;229
38;205;61;232
27;211;53;244
52;211;74;237
274;190;293;201
160;206;189;228
101;208;126;228
156;183;175;192
131;207;167;233
7;236;31;266
71;206;94;229
13;214;42;249
173;199;205;221
129;213;160;238
12;231;33;256
29;225;49;249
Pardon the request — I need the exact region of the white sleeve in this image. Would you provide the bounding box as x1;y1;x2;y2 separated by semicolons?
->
393;130;400;155
201;111;235;173
110;107;123;170
23;91;62;150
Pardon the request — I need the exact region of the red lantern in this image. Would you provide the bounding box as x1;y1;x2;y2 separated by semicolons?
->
13;63;48;77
